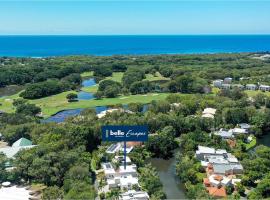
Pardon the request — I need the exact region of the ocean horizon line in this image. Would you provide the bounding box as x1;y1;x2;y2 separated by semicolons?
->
1;34;270;37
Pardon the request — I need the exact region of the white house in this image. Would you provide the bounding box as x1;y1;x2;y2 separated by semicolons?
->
203;108;216;115
232;84;244;90
196;146;243;175
202;108;216;119
195;146;216;160
259;85;270;92
214;129;234;139
108;175;139;190
246;84;257;90
102;161;138;189
221;84;231;90
106;143;122;154
224;77;233;84
121;190;149;200
239;123;251;130
208;174;232;187
231;128;248;135
213;80;223;88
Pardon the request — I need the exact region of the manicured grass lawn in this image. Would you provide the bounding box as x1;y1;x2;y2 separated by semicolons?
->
0;72;172;117
238;135;257;150
36;93;170;117
0;92;21;113
105;72;123;82
144;72;170;81
0;90;170;117
245;136;257;150
81;71;93;77
245;90;270;97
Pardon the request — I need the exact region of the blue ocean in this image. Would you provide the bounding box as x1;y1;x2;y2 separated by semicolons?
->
0;35;270;57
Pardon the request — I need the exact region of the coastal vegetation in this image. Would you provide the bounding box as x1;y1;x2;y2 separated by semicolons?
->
1;53;270;199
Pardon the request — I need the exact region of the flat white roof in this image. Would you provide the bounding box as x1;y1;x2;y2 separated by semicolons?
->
119;165;137;174
202;113;214;119
0;186;31;200
232;128;247;134
106;143;121;154
102;162;116;174
121;190;149;200
120;175;138;186
203;108;216;115
197;146;215;154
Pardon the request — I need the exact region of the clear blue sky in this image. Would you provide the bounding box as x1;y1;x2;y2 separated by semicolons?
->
0;1;270;35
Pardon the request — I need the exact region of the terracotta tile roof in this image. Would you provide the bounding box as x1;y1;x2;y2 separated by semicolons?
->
203;178;211;187
126;142;142;147
207;187;227;198
214;175;223;181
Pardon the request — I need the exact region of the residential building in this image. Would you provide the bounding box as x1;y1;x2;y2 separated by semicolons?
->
106;143;134;154
121;190;149;200
259;84;270;92
102;162;116;179
107;175;139;190
221;83;231;90
232;84;244;90
212;163;243;175
231;128;248;135
213;80;223;88
203;108;216;115
224;77;233;84
0;138;35;159
239;123;251;130
12;138;32;147
246;84;257;90
106;143;122;154
202;108;216;119
195;146;216;160
214;129;234;139
196;146;243;175
205;175;232;187
207;187;227;198
102;161;138;190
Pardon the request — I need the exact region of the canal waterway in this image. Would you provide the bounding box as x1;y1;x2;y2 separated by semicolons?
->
151;152;186;199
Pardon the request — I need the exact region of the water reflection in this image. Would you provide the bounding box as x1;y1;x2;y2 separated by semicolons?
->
151;154;186;199
42;106;108;123
77;91;94;100
82;78;96;87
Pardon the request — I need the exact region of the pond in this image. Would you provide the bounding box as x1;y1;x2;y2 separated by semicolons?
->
42;104;149;124
257;133;270;147
75;78;97;100
82;78;96;87
41;106;108;123
151;153;186;199
77;91;94;100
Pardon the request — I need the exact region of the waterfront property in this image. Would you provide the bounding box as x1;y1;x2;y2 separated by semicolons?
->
214;129;234;139
102;160;138;190
196;145;243;198
196;146;243;175
106;143;134;154
120;190;149;200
